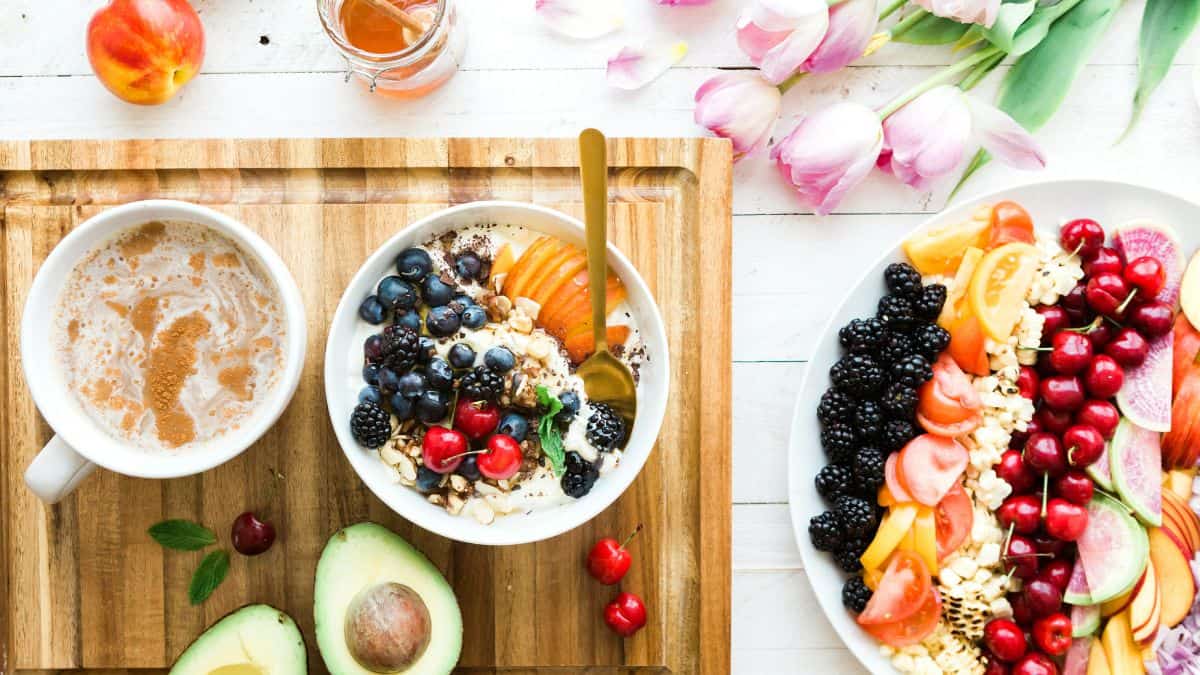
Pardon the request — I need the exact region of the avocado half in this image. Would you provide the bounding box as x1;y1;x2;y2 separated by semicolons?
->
169;604;306;675
314;523;462;674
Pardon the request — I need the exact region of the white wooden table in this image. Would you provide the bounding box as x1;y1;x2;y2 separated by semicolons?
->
4;1;1199;671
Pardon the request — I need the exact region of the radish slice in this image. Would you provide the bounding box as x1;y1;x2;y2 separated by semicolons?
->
899;434;969;506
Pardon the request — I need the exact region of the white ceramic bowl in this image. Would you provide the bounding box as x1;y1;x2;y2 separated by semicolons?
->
325;201;670;546
787;179;1200;673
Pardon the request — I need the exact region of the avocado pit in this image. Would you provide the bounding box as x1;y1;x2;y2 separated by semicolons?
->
345;582;432;672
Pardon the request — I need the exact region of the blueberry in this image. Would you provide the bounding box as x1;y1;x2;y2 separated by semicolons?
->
448;343;476;369
461;305;487;329
497;413;529;443
484;346;516;373
426;305;461;337
397;371;427;398
389;393;414;420
358;386;383;405
556;391;581;425
376;367;401;394
450;294;475;311
426;358;454;391
417;336;436;363
362;363;381;385
358;295;387;324
395;248;432;283
416;466;443;493
377;275;417;311
457;455;481;481
455;252;483;280
394;310;422;332
363;334;384;363
414;390;449;423
422;275;455;307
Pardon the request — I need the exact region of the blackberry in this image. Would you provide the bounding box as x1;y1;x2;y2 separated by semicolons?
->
913;323;951;358
892;354;933;388
842;576;873;613
853;400;883;441
565;451;593;475
561;467;598;498
879;330;916;365
880;382;919;419
876;294;915;327
852;447;886;496
459;366;505;401
815;463;853;502
380;325;421;372
808;511;844;552
830;354;884;397
884;262;923;298
586;403;627;451
835;495;876;539
913;284;948;321
838;317;886;354
820;424;857;464
350;400;392;448
835;541;868;573
881;418;918;451
817;389;856;428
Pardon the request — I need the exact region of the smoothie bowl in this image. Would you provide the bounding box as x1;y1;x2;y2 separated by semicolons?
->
325;201;669;546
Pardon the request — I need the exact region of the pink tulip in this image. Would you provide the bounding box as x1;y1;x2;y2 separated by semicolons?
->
913;0;1001;28
805;0;878;74
770;102;883;215
694;72;782;161
736;0;830;84
880;85;1045;190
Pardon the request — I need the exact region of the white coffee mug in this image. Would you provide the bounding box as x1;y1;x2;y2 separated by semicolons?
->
21;200;307;503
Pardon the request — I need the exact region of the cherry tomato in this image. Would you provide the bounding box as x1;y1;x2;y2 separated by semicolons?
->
899;434;969;506
935;483;972;560
860;586;942;648
858;550;933;626
989;201;1035;247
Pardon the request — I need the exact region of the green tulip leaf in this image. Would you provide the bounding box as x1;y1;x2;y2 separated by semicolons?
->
1125;0;1200;139
892;13;971;45
1005;0;1086;55
977;1;1038;53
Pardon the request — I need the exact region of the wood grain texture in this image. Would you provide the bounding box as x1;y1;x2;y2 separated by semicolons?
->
0;137;732;674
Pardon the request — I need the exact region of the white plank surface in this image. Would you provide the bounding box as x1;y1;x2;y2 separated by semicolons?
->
5;0;1199;672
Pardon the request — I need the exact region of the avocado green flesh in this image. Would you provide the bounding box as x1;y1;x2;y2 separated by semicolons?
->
169;604;306;675
314;523;462;675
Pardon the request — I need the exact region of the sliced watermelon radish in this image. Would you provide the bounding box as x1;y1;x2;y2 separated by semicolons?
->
1062;637;1092;675
1070;603;1100;637
1063;558;1093;606
1077;492;1149;605
1108;418;1163;527
1085;440;1114;492
1113;221;1184;432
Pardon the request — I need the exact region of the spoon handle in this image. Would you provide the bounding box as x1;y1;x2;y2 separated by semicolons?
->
579;128;609;352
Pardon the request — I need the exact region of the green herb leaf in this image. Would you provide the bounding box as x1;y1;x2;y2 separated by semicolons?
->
892;13;970;45
1125;0;1200;138
535;386;566;476
148;519;217;551
188;550;230;605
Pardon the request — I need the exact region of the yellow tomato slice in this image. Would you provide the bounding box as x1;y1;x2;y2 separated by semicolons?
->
937;246;985;327
968;242;1041;342
902;208;992;276
913;507;938;574
861;503;919;572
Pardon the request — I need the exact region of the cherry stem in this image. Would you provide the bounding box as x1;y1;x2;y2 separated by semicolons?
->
1040;472;1049;518
620;523;644;551
1066;317;1104;335
440;449;486;467
1116;288;1139;315
446;390;462;428
1067;445;1077;465
1102;314;1124;328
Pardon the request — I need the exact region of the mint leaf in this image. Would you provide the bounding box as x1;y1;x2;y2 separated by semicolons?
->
535;386;566;476
189;550;230;605
148;519;216;551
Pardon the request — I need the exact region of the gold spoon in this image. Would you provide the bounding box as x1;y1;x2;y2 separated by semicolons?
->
576;128;637;432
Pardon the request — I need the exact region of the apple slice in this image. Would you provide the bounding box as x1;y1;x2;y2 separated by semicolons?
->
1161;490;1200;555
1086;637;1111;675
1128;558;1159;644
1148;527;1197;627
1101;589;1132;618
1165;469;1196;501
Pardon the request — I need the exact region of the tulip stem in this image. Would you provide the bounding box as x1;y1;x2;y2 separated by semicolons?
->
878;0;907;21
877;45;1002;118
778;72;808;94
887;8;929;41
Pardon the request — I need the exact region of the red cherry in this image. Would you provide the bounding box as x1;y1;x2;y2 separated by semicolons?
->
453;398;500;440
1012;417;1042;450
1124;256;1166;297
1012;652;1059;675
587;525;643;585
984;655;1011;675
1076;400;1119;439
1033;535;1068;557
1059;283;1090;323
1129;301;1175;338
1083;320;1115;349
1039;375;1085;412
231;511;276;556
1035;407;1073;435
1032;612;1073;657
1105;328;1150;368
1082;246;1123;277
603;592;647;637
477;434;523;480
1048;331;1093;375
1086;273;1131;318
997;495;1042;534
1044;498;1088;541
1083;355;1124;399
1004;534;1041;580
1024;432;1067;476
1016;366;1040;400
1054;470;1094;505
1060;219;1105;259
983;618;1027;663
1023;578;1063;618
422;427;469;474
1038;559;1074;592
1036;305;1070;344
1009;592;1033;625
998;450;1037;493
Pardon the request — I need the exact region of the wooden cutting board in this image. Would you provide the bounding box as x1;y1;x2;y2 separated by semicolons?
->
0;137;732;674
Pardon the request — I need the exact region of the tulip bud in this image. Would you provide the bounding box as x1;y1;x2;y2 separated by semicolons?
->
913;0;1000;28
694;72;782;161
736;0;830;84
770;102;883;215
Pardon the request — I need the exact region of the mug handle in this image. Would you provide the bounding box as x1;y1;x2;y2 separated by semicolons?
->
24;435;96;504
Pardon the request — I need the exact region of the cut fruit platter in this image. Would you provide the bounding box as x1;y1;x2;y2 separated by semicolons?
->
788;180;1200;675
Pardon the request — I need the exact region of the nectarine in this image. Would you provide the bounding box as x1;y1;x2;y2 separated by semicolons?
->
1148;527;1196;628
87;0;205;105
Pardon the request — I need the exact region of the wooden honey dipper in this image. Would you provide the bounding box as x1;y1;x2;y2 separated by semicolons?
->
359;0;427;35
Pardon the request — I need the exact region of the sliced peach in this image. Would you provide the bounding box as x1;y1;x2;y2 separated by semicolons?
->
530;251;587;307
502;236;552;299
505;238;564;301
546;275;626;340
564;325;631;364
540;269;589;333
519;244;578;306
489;243;515;289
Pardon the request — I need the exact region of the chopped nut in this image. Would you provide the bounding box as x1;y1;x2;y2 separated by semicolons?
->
449;474;469;493
527;337;552;361
485;493;513;514
380;445;404;466
396;454;418;482
487;295;512;320
514;297;541;319
427;493;445;506
497;479;511;491
475;481;501;496
447;494;466;515
471;500;495;524
509;313;533;334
